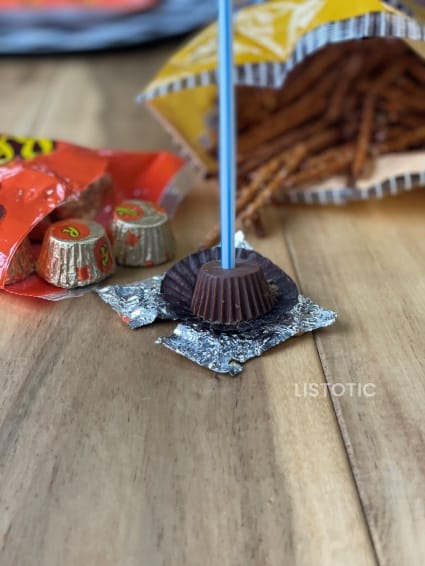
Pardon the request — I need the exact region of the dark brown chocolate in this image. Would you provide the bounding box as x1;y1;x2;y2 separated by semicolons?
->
191;260;273;324
161;247;298;329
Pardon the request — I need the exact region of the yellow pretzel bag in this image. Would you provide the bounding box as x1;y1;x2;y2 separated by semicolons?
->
138;0;425;209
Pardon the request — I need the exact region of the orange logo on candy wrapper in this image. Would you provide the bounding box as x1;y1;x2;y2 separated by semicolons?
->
114;202;144;222
63;226;80;238
100;246;109;268
77;265;92;283
94;237;113;273
125;232;141;247
52;221;91;241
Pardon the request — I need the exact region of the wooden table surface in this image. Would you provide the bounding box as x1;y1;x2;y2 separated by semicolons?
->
1;41;425;566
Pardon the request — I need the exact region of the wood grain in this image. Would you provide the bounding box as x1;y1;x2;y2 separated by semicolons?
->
0;45;375;566
0;204;374;565
0;60;57;136
284;193;425;565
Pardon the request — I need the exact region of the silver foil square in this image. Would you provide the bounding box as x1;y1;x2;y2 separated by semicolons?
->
97;233;337;374
97;275;177;329
157;296;336;375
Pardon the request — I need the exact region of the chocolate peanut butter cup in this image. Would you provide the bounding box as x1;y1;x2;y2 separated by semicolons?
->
161;247;298;328
5;238;35;285
37;219;115;288
191;259;273;324
111;199;175;267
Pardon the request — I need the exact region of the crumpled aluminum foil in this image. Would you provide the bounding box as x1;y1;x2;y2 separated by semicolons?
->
158;296;336;375
97;274;177;329
97;232;337;375
96;231;252;329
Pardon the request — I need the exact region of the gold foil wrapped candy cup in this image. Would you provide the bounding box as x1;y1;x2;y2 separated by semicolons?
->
36;219;115;288
111;200;175;267
5;238;36;285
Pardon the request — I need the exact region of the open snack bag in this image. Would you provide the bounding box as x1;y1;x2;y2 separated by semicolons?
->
138;0;425;242
0;134;185;300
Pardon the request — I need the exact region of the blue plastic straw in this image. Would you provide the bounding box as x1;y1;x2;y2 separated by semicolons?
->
218;0;236;269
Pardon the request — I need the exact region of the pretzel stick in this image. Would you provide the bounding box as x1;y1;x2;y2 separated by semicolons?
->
239;151;305;223
372;59;410;93
327;55;363;123
376;126;425;154
241;147;355;221
340;110;362;141
381;89;425;113
357;58;410;97
297;143;357;197
352;57;412;178
202;211;266;248
236;88;276;133
300;141;353;168
242;127;340;206
360;42;408;86
239;132;345;222
200;142;310;248
380;100;403;124
201;151;288;248
237;118;328;179
399;114;425;129
371;111;389;142
374;125;407;143
340;91;363;123
238;69;338;156
396;75;421;95
238;154;288;207
352;94;376;179
237;96;327;157
275;47;342;107
288;145;355;186
201;144;300;248
270;144;357;205
408;59;425;85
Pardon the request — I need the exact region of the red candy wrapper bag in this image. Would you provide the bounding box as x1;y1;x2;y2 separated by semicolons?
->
0;134;186;300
